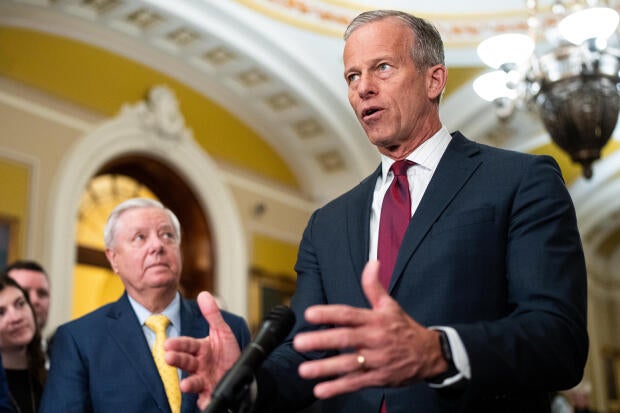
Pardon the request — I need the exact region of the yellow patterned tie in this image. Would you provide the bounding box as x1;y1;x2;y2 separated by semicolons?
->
145;314;181;413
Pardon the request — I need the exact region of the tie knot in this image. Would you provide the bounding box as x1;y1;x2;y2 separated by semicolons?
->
145;314;170;334
391;159;413;176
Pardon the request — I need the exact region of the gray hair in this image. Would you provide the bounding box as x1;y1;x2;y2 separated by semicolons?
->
103;198;181;249
344;10;445;72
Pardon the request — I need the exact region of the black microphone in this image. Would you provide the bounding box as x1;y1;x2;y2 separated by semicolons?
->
204;305;295;413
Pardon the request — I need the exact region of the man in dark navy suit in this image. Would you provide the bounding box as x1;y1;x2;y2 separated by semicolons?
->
167;10;588;413
40;198;250;413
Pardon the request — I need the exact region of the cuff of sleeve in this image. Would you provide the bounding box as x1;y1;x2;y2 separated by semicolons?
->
426;326;471;388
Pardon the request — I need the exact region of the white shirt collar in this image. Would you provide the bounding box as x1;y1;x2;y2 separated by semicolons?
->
128;291;181;330
379;126;452;182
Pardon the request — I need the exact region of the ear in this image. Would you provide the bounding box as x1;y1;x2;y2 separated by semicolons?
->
426;64;447;101
105;248;118;273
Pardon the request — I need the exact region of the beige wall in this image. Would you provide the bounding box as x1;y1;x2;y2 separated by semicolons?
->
0;157;29;260
0;76;95;261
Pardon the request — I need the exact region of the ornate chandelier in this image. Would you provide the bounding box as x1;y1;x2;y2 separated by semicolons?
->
473;0;620;179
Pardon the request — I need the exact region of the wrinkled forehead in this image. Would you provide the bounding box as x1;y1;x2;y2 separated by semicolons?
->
343;20;413;67
116;207;175;232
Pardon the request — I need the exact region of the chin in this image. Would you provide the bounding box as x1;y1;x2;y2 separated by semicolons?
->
12;336;34;348
153;274;180;287
366;132;393;146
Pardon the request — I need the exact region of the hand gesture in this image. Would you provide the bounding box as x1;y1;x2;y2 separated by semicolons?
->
293;260;447;399
164;291;242;409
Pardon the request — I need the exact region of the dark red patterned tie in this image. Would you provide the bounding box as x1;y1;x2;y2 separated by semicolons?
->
377;159;413;290
377;159;413;413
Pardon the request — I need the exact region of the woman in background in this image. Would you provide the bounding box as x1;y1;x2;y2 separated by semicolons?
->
0;275;45;413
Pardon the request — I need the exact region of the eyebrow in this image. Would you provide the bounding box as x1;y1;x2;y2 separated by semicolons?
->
0;294;25;310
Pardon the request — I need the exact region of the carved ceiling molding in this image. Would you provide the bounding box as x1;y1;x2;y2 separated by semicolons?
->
235;0;620;46
1;0;376;203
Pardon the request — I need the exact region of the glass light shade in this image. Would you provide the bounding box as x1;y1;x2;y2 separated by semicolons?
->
477;33;535;69
536;76;619;179
558;7;619;45
473;71;518;102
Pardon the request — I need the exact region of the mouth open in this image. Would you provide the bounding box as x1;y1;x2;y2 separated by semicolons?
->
362;107;382;120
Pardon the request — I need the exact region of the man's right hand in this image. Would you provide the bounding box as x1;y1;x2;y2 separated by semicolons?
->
164;291;242;409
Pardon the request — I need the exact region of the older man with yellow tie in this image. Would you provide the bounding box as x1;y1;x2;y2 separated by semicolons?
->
40;198;250;412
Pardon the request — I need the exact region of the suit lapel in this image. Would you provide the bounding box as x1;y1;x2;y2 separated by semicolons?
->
389;132;482;292
105;293;169;412
346;167;380;286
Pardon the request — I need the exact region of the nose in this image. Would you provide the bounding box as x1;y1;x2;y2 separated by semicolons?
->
5;306;24;323
356;73;377;99
147;234;165;254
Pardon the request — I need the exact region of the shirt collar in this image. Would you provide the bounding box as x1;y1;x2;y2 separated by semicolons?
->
380;126;452;181
128;291;181;330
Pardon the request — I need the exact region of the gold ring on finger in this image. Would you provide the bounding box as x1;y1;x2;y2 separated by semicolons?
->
356;353;367;371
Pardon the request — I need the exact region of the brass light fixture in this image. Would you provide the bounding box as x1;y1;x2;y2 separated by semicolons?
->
474;0;620;179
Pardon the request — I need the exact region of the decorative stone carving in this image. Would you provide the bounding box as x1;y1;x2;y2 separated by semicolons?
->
121;84;193;145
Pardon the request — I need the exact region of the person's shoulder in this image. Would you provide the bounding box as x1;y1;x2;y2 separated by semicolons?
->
452;130;547;161
220;309;248;329
55;300;118;334
452;131;559;172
